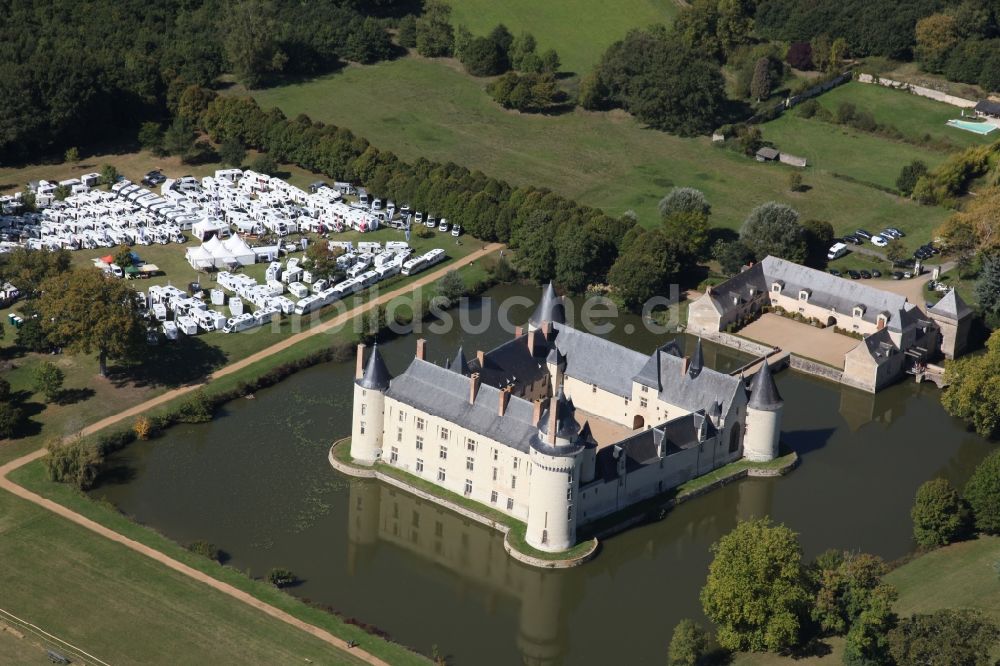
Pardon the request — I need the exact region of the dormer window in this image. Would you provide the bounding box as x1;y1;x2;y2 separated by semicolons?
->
853;305;865;318
798;289;810;301
877;313;888;330
772;283;782;293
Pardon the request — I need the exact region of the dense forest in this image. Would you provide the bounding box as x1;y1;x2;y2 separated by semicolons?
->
0;0;411;163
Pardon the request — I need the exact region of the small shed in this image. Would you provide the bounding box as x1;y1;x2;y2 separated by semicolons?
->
974;99;1000;120
756;147;780;162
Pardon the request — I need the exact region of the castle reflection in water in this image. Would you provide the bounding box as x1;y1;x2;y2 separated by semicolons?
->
346;475;776;665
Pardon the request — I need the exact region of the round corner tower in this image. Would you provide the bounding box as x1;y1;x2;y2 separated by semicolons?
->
743;359;783;462
351;343;391;465
526;388;584;552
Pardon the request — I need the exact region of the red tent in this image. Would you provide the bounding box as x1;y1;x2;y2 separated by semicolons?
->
100;255;114;264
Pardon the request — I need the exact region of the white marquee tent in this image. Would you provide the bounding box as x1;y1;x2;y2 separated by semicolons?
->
186;234;258;269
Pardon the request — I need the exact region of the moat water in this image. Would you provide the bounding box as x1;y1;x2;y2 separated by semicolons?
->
91;284;994;665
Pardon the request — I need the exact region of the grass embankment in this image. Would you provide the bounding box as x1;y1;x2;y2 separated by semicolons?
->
247;57;949;236
448;0;677;74
4;462;418;665
334;439;596;562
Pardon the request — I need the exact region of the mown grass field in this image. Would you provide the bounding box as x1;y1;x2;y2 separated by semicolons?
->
760;115;947;191
448;0;676;75
0;470;392;665
249;57;950;242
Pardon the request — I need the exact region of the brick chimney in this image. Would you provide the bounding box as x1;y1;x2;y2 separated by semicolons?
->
415;337;426;361
469;372;481;404
547;395;558;445
355;343;366;379
681;356;690;376
476;350;485;368
532;399;543;426
515;325;523;338
527;329;536;356
498;387;511;416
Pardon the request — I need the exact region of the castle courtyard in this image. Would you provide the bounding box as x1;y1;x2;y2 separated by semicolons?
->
738;313;864;369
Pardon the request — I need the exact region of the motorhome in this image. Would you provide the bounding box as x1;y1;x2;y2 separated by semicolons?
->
288;282;310;299
162;320;178;340
827;242;848;261
223;313;257;333
293;296;322;316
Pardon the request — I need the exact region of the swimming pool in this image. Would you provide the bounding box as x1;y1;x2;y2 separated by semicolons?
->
947;118;997;135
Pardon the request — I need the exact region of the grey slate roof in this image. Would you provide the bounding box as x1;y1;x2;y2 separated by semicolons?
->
550;323;649;398
975;100;1000;116
468;332;548;389
452;346;469;375
747;359;782;411
529;281;566;328
634;347;743;415
591;410;715;481
858;327;898;363
385;358;537;452
357;345;391;390
929;289;973;321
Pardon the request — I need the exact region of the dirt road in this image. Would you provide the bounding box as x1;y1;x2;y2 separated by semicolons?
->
0;242;502;664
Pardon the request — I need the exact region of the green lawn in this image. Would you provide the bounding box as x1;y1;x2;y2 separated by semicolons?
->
448;0;677;74
248;57;950;236
0;472;398;665
760;114;947;191
806;81;995;148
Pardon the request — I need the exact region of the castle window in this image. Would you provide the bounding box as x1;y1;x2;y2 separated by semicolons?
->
567;506;573;520
640;397;648;408
437;468;446;482
568;469;573;482
541;530;548;544
439;446;447;460
490;491;498;504
440;427;450;440
798;290;809;301
390;447;398;463
493;449;499;461
492;467;498;480
396;427;403;442
416;458;424;473
359;421;366;435
511;475;517;489
415;417;425;431
415;435;424;450
466;456;474;471
398;410;406;422
464;479;472;496
361;404;366;416
513;458;519;470
592;384;597;393
507;498;514;510
567;487;572;500
641;385;648;393
466;438;476;452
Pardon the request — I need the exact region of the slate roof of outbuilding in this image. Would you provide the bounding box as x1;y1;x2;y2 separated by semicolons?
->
928;288;973;321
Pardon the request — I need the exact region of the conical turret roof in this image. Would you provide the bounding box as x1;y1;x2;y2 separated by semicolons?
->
452;346;469;375
538;385;580;440
357;344;391;390
529;281;565;328
747;359;782;411
689;337;704;379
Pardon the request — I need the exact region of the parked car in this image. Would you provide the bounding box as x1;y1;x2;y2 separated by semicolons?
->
871;269;882;278
847;270;861;279
903;270;914;279
437;219;449;232
451;224;462;237
855;229;872;239
844;235;862;245
871;235;889;247
892;271;904;280
860;270;872;279
886;227;905;237
829;268;842;276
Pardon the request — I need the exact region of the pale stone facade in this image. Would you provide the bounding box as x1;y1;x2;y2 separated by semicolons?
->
688;256;966;393
349;284;783;552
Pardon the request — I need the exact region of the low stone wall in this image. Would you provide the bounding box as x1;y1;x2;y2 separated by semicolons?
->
789;354;844;384
696;329;775;357
857;73;977;108
328;439;599;569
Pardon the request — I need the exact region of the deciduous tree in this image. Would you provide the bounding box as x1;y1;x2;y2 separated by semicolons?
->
38;269;146;376
964;448;1000;534
700;518;811;652
751;57;772;101
33;361;65;403
942;331;1000;437
888;609;998;666
740;202;807;263
415;0;454;57
668;619;710;666
911;477;972;547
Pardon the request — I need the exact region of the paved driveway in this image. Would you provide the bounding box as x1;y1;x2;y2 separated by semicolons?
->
739;313;863;369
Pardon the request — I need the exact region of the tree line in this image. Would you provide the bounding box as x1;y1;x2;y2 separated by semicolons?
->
673;509;1000;666
0;0;408;163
